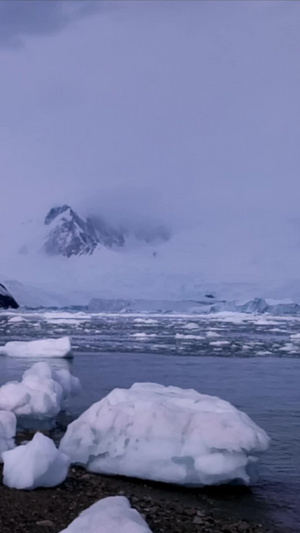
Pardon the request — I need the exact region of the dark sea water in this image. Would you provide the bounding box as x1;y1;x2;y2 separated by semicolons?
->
0;310;299;531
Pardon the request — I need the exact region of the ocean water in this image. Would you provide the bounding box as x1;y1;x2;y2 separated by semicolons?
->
0;310;299;531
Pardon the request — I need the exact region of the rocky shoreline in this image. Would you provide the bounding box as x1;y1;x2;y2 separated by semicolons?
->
0;465;271;533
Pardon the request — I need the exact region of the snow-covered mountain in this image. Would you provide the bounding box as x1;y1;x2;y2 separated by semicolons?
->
42;205;170;257
2;206;300;308
43;205;125;257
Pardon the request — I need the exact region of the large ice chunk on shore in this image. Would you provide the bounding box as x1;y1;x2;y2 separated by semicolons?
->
0;362;80;428
60;383;270;486
2;432;70;489
0;336;72;358
0;411;16;460
60;496;152;533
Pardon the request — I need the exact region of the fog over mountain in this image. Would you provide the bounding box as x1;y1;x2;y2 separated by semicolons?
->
1;1;300;305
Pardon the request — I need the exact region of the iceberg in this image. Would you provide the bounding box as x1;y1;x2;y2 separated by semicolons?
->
60;383;270;486
0;336;72;358
0;362;80;428
2;432;70;489
59;496;152;533
88;297;217;314
211;297;300;316
0;411;16;460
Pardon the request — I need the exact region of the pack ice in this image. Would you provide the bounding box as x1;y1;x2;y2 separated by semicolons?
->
60;383;270;486
2;432;70;489
59;496;152;533
0;362;80;428
0;411;16;460
0;336;72;358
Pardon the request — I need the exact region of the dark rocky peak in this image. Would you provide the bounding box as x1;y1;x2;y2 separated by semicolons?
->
0;283;19;309
43;205;125;257
44;205;98;258
43;204;170;258
45;205;73;225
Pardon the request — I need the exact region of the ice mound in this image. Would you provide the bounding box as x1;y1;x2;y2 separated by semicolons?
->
0;336;72;358
0;411;16;460
60;383;270;486
2;432;70;489
59;496;152;533
0;362;80;428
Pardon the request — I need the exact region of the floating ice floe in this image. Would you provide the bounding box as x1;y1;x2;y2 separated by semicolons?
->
8;316;27;324
183;322;199;330
0;336;72;358
60;382;270;486
280;343;299;353
131;333;157;339
0;411;16;460
2;432;70;489
206;330;220;338
0;362;80;428
59;496;152;533
210;340;230;347
290;333;300;342
134;318;158;325
175;333;204;340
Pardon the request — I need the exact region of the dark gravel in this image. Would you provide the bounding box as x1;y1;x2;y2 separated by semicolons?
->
0;465;271;533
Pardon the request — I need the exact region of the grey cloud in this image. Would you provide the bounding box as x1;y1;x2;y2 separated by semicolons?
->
0;0;100;47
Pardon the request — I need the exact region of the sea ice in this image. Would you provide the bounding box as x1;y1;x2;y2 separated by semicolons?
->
2;432;70;489
175;334;204;340
131;333;156;339
0;336;72;358
59;496;152;533
8;316;27;323
210;340;230;346
206;330;220;338
183;322;199;330
0;411;16;460
60;382;270;486
290;333;300;342
0;362;80;427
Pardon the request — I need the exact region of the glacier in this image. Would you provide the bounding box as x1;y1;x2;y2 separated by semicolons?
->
59;382;270;486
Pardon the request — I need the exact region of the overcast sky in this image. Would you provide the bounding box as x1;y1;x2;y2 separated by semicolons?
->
1;0;300;236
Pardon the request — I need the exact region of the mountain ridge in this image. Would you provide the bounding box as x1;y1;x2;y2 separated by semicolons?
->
43;204;169;258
